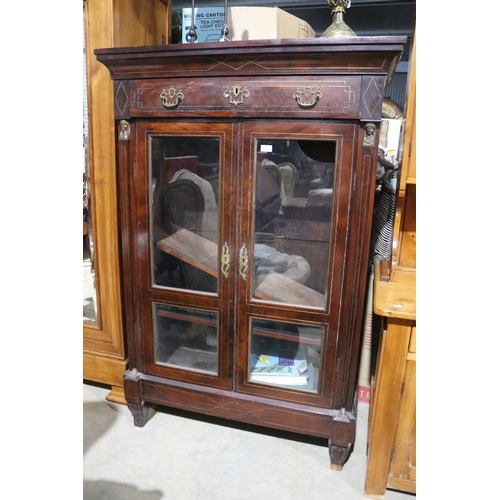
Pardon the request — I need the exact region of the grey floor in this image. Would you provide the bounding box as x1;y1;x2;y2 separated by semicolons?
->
83;382;415;500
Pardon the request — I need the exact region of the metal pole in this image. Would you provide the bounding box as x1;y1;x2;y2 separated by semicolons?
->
219;0;230;42
187;0;197;43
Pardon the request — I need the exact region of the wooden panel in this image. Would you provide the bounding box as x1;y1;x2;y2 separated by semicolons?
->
95;37;406;82
83;352;127;404
401;36;416;188
83;351;127;387
113;0;170;47
360;75;386;121
408;325;416;354
129;77;361;119
388;358;416;493
398;183;416;269
140;377;336;438
364;320;412;498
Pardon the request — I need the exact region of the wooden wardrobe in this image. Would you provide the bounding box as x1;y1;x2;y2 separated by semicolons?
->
83;0;171;403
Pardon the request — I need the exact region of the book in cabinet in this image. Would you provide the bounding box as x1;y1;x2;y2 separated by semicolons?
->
95;37;405;470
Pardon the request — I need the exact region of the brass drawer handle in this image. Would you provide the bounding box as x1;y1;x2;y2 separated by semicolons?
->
221;242;230;279
160;87;184;109
293;86;322;108
239;244;248;280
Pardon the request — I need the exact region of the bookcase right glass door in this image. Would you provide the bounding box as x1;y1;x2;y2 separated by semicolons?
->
239;121;355;400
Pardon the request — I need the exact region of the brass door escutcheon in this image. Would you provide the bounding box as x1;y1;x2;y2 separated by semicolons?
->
239;244;248;280
221;242;230;278
224;84;250;106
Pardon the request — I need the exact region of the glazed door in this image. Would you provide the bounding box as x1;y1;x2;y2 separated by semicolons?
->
235;121;356;406
135;121;236;389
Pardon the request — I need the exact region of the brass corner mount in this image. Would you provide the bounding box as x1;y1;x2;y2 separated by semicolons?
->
321;0;357;38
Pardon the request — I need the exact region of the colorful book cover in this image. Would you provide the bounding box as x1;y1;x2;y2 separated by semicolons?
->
251;353;308;376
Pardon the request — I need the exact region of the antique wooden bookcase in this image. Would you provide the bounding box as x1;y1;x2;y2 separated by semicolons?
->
96;37;404;469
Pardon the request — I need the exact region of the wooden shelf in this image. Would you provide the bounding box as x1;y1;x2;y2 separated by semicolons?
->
254;272;326;308
157;228;218;277
373;264;416;321
157;309;217;328
253;327;322;346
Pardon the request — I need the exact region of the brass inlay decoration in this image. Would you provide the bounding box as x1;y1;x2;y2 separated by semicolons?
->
239;244;248;280
362;77;383;118
133;87;144;109
293;86;323;108
223;84;250;106
160;87;185;109
115;82;129;115
221;242;230;279
118;120;130;141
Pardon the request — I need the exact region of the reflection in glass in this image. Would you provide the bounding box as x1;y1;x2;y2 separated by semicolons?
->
150;136;220;293
252;139;336;309
154;303;219;375
83;18;98;323
83;172;97;322
249;318;323;392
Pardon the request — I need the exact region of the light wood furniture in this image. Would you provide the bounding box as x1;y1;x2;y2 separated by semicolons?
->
83;0;171;403
96;36;405;469
365;34;416;498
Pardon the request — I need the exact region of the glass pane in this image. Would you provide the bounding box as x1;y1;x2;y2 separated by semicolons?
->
151;135;220;293
252;139;336;309
249;318;322;392
83;18;98;323
154;304;218;375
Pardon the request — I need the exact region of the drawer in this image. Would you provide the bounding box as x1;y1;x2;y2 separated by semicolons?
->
121;77;361;119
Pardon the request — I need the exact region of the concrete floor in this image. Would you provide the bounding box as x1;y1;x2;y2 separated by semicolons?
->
83;382;415;500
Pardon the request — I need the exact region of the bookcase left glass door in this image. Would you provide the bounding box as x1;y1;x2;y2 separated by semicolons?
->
135;121;234;388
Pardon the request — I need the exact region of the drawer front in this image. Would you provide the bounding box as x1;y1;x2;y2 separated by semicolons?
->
124;77;361;119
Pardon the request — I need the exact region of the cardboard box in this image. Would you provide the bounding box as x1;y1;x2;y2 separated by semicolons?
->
181;7;226;43
228;6;316;41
